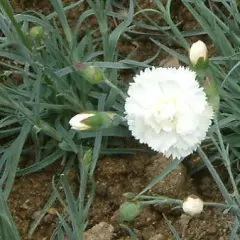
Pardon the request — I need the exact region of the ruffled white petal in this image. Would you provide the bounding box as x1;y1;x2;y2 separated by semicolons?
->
125;67;213;160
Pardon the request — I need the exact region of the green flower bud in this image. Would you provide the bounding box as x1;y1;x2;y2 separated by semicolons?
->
118;202;141;222
204;76;220;112
29;26;44;40
76;64;104;84
81;149;92;166
69;111;122;131
69;113;94;131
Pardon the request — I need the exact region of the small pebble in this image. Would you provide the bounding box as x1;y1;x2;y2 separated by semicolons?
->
84;222;114;240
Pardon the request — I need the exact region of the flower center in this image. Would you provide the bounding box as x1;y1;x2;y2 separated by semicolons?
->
150;97;178;132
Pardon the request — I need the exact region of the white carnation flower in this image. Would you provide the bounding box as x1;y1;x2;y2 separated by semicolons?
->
125;67;213;159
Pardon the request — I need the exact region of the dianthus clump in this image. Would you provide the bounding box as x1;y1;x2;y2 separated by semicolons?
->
125;67;213;159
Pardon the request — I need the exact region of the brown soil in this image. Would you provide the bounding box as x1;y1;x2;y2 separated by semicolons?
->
8;154;232;240
8;165;61;239
6;0;232;239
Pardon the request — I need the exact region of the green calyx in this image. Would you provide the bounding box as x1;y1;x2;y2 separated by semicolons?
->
29;26;44;40
82;111;122;131
118;202;141;222
191;58;209;70
204;77;220;112
79;65;105;84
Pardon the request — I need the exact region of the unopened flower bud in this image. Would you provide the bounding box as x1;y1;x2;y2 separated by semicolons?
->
182;195;204;216
118;202;141;222
204;76;220;112
76;64;104;84
69;111;122;131
81;149;92;166
189;40;208;66
29;26;44;40
69;113;94;131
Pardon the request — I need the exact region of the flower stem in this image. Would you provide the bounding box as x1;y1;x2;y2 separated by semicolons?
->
104;78;127;100
140;199;182;207
134;159;183;199
197;147;236;209
1;0;32;51
78;157;89;239
213;116;240;204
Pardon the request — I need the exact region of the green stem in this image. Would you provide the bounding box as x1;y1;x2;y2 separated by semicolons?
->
134;158;183;199
154;0;189;49
213;117;240;204
0;0;32;51
86;0;110;61
89;131;102;178
204;202;240;215
204;202;229;208
104;78;127;100
49;0;72;47
138;194;240;213
197;147;235;207
78;164;89;238
140;199;182;207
